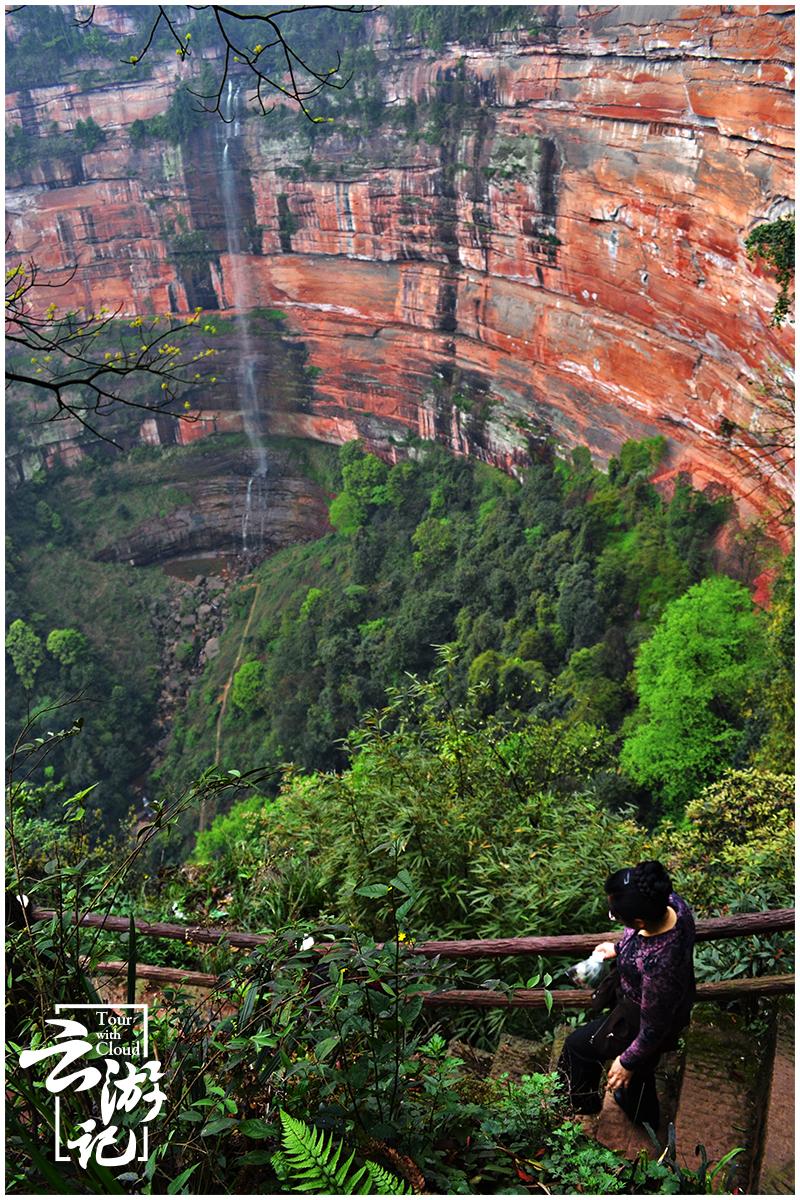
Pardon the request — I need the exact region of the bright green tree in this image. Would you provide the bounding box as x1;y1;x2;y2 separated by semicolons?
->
328;491;364;534
751;554;794;773
231;659;267;715
46;627;88;667
412;516;454;572
6;619;44;691
620;576;767;811
329;449;391;533
341;452;389;506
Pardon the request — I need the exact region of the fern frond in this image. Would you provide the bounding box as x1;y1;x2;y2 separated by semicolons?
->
363;1159;410;1194
271;1149;290;1183
278;1110;373;1194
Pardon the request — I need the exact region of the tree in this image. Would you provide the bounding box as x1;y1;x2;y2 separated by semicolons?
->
341;452;390;507
750;553;794;773
328;491;365;534
553;644;628;728
329;450;390;532
73;116;106;152
46;628;88;668
556;561;604;650
6;619;44;692
467;648;503;713
231;659;267;714
412;516;454;572
620;576;767;811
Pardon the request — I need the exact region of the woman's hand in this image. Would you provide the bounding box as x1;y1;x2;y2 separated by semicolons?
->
606;1057;633;1092
595;941;617;960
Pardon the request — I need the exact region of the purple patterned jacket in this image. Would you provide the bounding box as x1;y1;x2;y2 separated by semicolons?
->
615;892;696;1070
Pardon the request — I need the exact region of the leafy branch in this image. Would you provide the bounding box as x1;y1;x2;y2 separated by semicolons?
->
6;258;217;446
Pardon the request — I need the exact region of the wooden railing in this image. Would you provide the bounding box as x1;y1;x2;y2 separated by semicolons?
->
31;904;794;1009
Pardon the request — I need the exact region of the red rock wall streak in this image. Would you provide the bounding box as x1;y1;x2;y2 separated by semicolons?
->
6;5;794;536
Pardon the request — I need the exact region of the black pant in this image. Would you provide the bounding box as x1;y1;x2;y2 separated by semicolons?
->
557;1014;661;1128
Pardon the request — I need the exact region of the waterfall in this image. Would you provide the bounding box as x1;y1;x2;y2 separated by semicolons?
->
219;79;268;551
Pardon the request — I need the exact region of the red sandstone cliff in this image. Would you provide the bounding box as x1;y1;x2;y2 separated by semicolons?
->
5;5;794;541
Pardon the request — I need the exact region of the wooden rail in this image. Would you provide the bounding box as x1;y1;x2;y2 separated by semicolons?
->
420;974;795;1008
30;905;795;958
93;959;795;1008
39;905;795;1012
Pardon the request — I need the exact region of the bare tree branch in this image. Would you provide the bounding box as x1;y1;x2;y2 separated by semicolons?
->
94;3;373;122
718;371;795;526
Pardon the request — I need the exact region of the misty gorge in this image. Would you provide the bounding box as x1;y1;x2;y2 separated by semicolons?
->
5;6;795;1196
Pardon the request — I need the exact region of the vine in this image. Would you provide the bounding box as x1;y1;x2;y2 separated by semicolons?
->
745;214;795;325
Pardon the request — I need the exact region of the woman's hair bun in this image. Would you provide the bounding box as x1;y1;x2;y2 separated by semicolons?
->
632;860;671;900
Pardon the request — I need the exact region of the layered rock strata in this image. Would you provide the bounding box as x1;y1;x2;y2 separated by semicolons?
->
6;5;794;539
92;448;332;566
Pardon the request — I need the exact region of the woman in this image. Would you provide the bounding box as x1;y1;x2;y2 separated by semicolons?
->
558;860;695;1128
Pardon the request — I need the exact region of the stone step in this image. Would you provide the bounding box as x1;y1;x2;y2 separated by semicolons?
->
672;1009;757;1192
548;1023;603;1138
549;1022;682;1157
755;1008;795;1195
447;1038;493;1078
594;1084;654;1160
548;1023;571;1073
594;1048;682;1161
490;1034;549;1081
517;1004;787;1187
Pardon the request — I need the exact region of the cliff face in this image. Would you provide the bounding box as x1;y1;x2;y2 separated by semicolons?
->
91;446;332;566
6;5;794;539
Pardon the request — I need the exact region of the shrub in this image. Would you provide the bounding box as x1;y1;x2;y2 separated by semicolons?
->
74;116;106;152
231;659;267;715
197;659;649;943
745;214;795;324
329;491;365;534
299;586;324;620
657;767;794;916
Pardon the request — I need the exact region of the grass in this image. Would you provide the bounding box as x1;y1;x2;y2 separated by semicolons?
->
24;549;165;674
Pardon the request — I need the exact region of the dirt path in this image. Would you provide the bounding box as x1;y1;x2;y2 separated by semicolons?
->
199;581;262;833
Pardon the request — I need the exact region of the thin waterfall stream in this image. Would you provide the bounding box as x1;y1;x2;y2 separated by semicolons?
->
219;79;268;555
